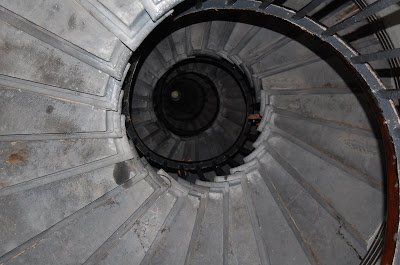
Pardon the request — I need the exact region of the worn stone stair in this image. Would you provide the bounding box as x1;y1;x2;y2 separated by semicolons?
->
1;0;400;264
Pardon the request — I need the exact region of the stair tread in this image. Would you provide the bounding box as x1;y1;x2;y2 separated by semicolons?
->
189;23;208;52
190;191;225;265
228;182;263;265
143;52;167;78
4;177;156;265
147;194;201;265
0;20;111;95
171;28;187;56
260;57;351;89
0;138;118;187
0;3;393;265
224;23;254;53
97;187;178;264
143;129;168;150
0;164;120;257
97;0;146;27
269;93;377;130
250;34;317;75
258;152;366;265
245;170;313;265
268;135;384;242
207;21;234;51
271;112;384;184
154;136;176;157
0;0;122;61
0;88;108;136
156;38;175;66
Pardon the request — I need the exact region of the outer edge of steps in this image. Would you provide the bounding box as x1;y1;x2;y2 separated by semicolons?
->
0;73;123;111
0;168;150;264
0;5;131;80
0;134;135;198
76;0;173;51
0;91;128;142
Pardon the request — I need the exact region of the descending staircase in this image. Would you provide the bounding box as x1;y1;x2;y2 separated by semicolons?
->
130;53;256;181
1;0;400;264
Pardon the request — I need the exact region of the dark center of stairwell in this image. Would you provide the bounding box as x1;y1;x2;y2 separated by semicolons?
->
153;72;220;137
125;54;259;181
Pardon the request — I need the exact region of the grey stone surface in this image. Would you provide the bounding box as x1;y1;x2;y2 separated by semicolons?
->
224;23;255;53
0;165;118;256
271;112;384;184
0;75;122;111
253;51;319;79
269;93;377;130
0;0;121;61
98;189;177;265
0;20;110;95
189;22;208;51
258;153;366;265
148;195;200;265
0;1;398;264
171;28;187;56
0;135;133;199
154;135;177;157
190;191;224;265
98;0;145;26
207;21;231;51
238;28;283;65
138;0;183;21
77;0;171;52
5;179;154;265
133;79;153;97
143;52;167;78
246;170;312;265
268;135;384;243
155;39;175;66
0;138;117;187
138;64;158;86
0;88;106;135
260;58;349;90
228;183;262;265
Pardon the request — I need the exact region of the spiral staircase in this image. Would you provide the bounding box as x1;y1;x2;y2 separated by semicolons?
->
0;0;400;264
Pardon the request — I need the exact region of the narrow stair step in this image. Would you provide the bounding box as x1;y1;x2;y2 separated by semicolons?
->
257;152;366;265
146;193;202;265
267;135;384;245
2;175;158;265
95;184;181;264
188;186;228;265
244;169;313;265
228;179;264;265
